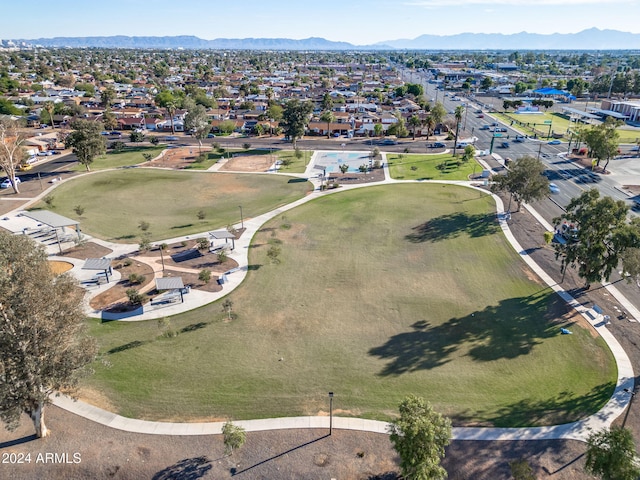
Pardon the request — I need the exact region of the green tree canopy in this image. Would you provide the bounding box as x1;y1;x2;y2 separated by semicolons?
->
553;188;640;288
388;395;452;480
0;231;97;437
585;426;640;480
582;117;621;172
66;119;106;171
490;155;549;212
280;99;313;148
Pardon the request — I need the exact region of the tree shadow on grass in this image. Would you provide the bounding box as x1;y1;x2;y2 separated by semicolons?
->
369;291;563;376
405;212;500;243
0;434;37;449
455;382;615;428
107;340;148;355
152;456;212;480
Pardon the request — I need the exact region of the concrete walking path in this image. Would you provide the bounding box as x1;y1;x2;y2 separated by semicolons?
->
4;153;633;442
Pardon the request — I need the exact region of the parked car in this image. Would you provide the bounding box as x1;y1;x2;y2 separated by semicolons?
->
428;142;446;148
1;177;21;189
207;133;216;138
37;150;53;156
163;136;179;141
549;183;560;194
18;163;33;171
548;139;562;145
109;131;122;137
381;139;397;145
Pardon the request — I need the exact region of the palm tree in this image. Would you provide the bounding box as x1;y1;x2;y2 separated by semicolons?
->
408;114;421;140
453;105;465;156
166;103;177;135
424;115;436;140
320;110;335;138
43;101;55;129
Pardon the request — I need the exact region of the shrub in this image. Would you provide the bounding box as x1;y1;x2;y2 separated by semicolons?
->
196;237;210;251
217;251;227;263
339;163;349;173
150;136;159;145
139;233;152;252
123;258;133;267
266;245;281;264
126;288;143;306
242;143;251;150
373;160;381;169
138;220;150;231
43;194;54;207
196;210;206;220
128;273;146;285
73;205;85;216
111;141;126;152
157;317;177;338
199;269;212;284
142;153;153;162
194;154;206;163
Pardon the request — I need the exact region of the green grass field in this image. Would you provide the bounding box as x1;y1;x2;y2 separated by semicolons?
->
36;169;311;241
277;149;312;173
388;153;480;180
72;146;166;172
83;184;615;426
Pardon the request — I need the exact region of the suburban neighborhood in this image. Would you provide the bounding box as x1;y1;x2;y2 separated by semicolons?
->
2;32;640;480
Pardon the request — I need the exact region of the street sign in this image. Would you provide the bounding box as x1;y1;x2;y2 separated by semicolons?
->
493;133;503;138
543;120;552;124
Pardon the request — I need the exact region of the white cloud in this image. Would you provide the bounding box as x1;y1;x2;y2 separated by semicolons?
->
406;0;628;6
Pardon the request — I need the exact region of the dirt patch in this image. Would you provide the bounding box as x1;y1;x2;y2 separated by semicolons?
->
218;154;276;172
143;239;239;274
60;241;113;260
328;167;385;184
49;260;74;275
162;269;222;293
146;147;208;169
89;258;156;310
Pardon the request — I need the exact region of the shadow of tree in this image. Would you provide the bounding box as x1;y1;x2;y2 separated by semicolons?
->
369;291;563;376
455;382;615;427
405;212;500;243
180;322;208;333
107;340;148;355
152;456;212;480
0;434;37;449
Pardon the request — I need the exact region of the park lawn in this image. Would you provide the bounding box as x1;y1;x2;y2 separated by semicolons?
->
83;184;616;427
35;169;312;241
388;153;480;180
71;146;166;172
617;128;640;143
277;149;312;173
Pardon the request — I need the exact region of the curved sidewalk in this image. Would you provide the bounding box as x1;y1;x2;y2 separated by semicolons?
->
52;166;634;443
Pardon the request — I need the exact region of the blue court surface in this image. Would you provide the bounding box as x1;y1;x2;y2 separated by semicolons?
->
314;151;371;173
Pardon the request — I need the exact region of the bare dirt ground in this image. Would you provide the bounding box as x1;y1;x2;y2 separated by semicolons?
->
218;154;276;172
145;147;205;169
328;167;386;185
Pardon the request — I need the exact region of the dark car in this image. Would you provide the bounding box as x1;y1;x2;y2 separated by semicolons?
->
428;142;446;148
500;142;510;148
479;125;490;130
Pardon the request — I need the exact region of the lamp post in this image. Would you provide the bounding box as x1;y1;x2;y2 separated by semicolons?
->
238;205;244;230
328;392;334;435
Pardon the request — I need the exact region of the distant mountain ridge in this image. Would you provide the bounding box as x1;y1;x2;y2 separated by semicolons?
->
12;28;640;50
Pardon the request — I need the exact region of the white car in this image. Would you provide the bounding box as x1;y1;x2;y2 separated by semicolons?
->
549;183;560;194
1;177;21;189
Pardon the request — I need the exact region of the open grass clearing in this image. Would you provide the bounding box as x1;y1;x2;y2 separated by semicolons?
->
35;169;311;242
388;153;480;180
83;184;615;426
277;149;312;173
71;146;166;172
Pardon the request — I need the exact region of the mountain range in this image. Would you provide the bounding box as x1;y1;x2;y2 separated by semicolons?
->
12;28;640;50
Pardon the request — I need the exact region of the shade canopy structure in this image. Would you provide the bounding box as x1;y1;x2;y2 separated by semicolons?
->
155;276;185;303
23;210;79;229
82;257;113;281
209;230;236;249
22;210;81;254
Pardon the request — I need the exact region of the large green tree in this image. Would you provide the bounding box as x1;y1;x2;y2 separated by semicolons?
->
553;189;640;288
320;110;335;138
585;426;640;480
408;114;422;140
184;101;211;154
65;119;106;171
430;102;446;129
388;395;452;480
0;231;97;437
582;117;620;172
280;99;313;148
490;155;549;212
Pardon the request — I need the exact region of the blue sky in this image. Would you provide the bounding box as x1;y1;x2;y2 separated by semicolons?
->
4;0;640;44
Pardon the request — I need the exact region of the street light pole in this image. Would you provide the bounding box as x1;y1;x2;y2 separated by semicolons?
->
328;392;334;435
238;205;244;230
